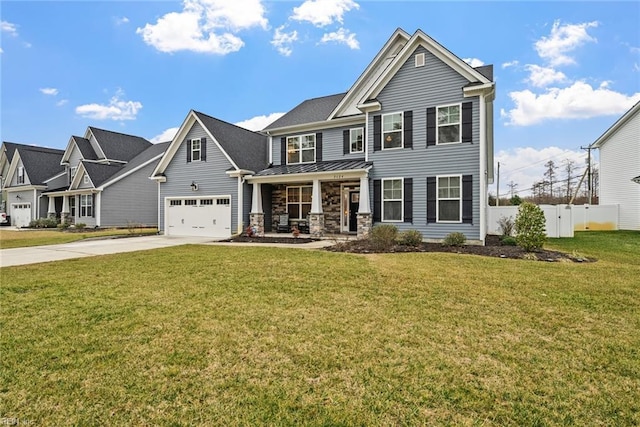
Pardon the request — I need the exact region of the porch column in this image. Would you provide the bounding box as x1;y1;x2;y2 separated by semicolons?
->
47;196;56;219
249;183;264;236
61;195;70;224
309;179;325;238
357;175;372;239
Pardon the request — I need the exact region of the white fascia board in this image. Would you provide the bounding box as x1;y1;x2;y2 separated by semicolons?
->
4;151;22;189
463;83;495;98
356;101;382;112
265;115;365;136
226;169;255;177
150;175;166;182
43;171;67;183
246;168;371;185
6;184;46;192
592;101;640;148
44;188;100;197
100;153;165;190
84;128;108;160
61;136;80;165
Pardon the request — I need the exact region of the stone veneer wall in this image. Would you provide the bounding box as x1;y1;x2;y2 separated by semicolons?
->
269;182;343;234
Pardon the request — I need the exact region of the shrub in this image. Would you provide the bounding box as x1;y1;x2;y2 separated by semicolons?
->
443;232;466;247
497;215;515;237
28;218;58;228
399;229;423;246
514;202;546;252
57;222;70;230
74;222;86;230
500;236;517;246
370;224;398;251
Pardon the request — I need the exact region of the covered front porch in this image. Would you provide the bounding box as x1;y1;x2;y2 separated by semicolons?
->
246;160;373;239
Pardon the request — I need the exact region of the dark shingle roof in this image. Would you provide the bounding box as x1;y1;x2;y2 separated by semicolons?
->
16;145;65;185
2;142;22;164
263;93;347;130
82;162;124;187
474;65;494;81
72;136;98;160
193;111;268;172
88;127;152;162
254;159;371;177
105;142;169;184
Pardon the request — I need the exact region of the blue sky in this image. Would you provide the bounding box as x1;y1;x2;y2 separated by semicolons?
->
1;1;639;196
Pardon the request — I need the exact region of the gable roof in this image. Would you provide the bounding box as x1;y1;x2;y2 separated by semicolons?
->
591;101;640;149
81;161;123;187
101;141;169;186
11;145;65;185
1;142;22;166
264;93;347;131
87;127;152;162
72;136;99;160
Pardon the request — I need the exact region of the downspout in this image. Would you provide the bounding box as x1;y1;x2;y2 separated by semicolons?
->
479;94;487;245
364;112;369;162
237;175;244;234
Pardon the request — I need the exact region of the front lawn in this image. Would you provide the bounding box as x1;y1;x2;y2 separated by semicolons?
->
0;228;158;249
1;232;638;425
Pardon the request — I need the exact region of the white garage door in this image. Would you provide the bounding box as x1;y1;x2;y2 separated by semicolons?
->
11;203;32;228
166;197;231;238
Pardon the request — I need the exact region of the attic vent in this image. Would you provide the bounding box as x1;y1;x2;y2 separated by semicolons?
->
415;53;425;68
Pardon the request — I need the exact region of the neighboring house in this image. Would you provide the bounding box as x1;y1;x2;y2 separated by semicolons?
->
0;142;65;227
41;127;168;228
591;101;640;231
152;28;496;243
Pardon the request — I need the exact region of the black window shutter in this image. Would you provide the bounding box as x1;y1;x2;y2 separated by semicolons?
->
373;115;381;151
201;137;207;161
316;133;323;162
462;102;473;143
343;129;350;155
186;139;192;163
92;194;95;218
426;107;436;147
462;174;473;223
373;179;381;223
404;178;413;223
426;176;436;223
280;137;286;165
404;111;413;149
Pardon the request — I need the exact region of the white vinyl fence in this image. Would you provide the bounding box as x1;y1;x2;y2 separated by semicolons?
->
487;204;619;238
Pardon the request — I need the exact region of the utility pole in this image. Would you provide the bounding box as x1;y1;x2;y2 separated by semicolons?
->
507;181;518;199
581;146;593;204
496;162;500;206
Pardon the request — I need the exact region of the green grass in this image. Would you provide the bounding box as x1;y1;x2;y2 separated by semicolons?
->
1;231;639;425
0;228;158;249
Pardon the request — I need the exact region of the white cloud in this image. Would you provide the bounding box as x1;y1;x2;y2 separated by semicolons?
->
271;25;298;56
1;21;18;36
56;99;68;107
501;81;640;126
0;47;3;54
492;146;587;196
75;89;143;121
291;0;359;27
39;87;59;96
463;57;484;68
525;65;567;88
115;16;130;25
137;0;268;55
235;112;285;131
502;60;519;69
150;127;179;143
534;20;598;66
320;27;359;49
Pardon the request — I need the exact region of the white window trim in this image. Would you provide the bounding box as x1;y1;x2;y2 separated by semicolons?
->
436;174;462;223
80;194;93;217
286;185;312;219
69;196;76;216
70;166;77;182
350;127;364;154
382;112;404;150
17;166;24;184
286;134;316;165
381;177;404;222
436;103;462;145
191;138;202;162
83;174;90;185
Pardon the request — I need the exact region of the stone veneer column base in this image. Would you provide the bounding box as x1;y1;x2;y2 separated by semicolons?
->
249;213;265;237
309;213;325;238
48;212;56;220
61;212;72;225
357;213;372;239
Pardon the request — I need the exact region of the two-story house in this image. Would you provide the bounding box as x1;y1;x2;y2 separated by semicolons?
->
152;28;495;243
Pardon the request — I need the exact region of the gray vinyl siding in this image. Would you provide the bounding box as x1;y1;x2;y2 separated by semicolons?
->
368;45;482;240
11;158;30;186
78;173;93;189
100;161;159;227
47;173;67;190
159;122;238;232
67;146;83;186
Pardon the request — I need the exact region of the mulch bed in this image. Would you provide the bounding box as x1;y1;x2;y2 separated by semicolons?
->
226;236;317;244
326;234;595;263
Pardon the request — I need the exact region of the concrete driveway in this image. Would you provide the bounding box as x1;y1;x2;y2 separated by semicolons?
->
0;235;215;267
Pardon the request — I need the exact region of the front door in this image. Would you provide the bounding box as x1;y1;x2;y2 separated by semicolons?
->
348;191;359;233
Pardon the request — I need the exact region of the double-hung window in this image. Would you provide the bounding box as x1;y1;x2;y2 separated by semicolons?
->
80;194;93;217
382;178;403;221
191;138;202;162
69;196;76;217
437;105;461;144
286;186;312;219
287;134;315;164
350;128;363;153
437;176;461;222
17;166;25;184
382;113;403;149
70;166;77;182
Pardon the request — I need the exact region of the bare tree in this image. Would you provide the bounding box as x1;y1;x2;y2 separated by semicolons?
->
544;160;557;199
562;159;577;203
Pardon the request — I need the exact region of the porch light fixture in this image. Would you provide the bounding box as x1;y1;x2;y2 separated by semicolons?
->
190;181;198;191
16;194;21;200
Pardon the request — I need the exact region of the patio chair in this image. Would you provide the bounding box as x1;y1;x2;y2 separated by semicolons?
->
277;214;289;233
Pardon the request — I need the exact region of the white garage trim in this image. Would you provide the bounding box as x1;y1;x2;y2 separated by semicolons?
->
164;195;232;238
